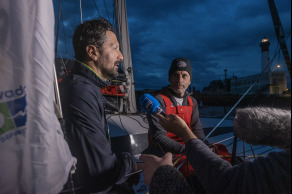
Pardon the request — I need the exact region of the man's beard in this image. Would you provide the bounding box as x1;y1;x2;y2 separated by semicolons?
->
96;61;119;80
101;66;118;80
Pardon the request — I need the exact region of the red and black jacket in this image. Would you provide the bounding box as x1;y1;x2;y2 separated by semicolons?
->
147;87;205;155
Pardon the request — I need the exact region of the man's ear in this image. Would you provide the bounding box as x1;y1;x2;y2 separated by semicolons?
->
86;45;99;61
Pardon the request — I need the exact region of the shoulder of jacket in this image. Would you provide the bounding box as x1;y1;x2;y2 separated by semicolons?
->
188;96;198;106
155;94;166;106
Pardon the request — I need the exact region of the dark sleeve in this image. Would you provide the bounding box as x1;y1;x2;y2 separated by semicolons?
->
149;165;194;194
185;139;291;194
190;97;205;140
148;96;185;154
68;84;136;191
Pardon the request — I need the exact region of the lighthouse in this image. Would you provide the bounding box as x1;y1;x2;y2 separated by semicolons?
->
231;37;287;95
260;37;271;73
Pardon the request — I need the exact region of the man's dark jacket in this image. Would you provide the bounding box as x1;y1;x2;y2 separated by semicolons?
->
60;61;136;193
150;139;291;194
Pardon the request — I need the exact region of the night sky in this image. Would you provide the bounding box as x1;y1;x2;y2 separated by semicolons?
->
53;0;291;91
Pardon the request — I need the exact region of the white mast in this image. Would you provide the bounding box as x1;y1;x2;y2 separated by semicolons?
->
114;0;137;113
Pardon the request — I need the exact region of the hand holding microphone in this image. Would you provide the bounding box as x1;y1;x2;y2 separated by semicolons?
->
139;94;196;142
139;94;167;116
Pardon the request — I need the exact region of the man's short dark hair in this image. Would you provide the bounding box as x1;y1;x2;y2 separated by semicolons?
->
72;18;115;61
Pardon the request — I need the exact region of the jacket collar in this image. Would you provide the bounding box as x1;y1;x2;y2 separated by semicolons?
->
72;60;111;88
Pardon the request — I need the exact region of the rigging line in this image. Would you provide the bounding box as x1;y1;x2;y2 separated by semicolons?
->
107;115;129;135
204;82;256;141
92;0;102;18
61;13;68;58
55;0;62;58
106;115;112;120
118;114;130;135
74;0;76;29
230;136;238;165
218;154;266;158
214;136;235;144
123;115;149;129
129;80;138;112
112;0;116;27
236;145;269;155
116;81;120;113
226;138;241;148
255;148;276;156
277;48;281;64
249;144;256;159
246;148;276;161
59;58;67;75
243;141;246;162
80;0;83;24
269;43;281;69
57;49;70;76
124;69;137;113
285;30;291;40
58;48;65;62
103;0;110;22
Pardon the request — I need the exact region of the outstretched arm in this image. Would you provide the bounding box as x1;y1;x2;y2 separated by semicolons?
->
156;113;291;194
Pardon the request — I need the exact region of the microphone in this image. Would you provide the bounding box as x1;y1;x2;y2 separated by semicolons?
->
139;94;167;116
233;107;291;149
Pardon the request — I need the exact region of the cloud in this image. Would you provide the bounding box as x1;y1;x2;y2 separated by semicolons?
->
54;0;291;90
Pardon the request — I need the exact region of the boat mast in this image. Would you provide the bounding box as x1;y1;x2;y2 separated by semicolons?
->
114;0;137;113
267;0;291;77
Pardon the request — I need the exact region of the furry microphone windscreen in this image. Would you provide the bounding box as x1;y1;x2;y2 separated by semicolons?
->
233;107;291;149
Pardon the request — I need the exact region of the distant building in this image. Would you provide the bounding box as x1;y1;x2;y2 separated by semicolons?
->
231;37;287;95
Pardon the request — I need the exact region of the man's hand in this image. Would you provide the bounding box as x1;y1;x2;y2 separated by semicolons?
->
126;161;140;186
126;170;140;187
156;113;197;143
138;153;173;186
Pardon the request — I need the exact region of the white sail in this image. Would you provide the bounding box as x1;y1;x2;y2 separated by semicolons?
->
114;0;137;113
0;0;76;193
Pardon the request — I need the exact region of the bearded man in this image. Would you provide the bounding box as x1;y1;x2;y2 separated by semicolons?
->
60;19;138;193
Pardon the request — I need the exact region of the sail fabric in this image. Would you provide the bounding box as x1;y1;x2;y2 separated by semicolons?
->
114;0;137;113
0;0;76;194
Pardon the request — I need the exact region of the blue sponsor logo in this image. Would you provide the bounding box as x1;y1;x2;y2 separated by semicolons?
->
0;85;26;100
0;86;27;141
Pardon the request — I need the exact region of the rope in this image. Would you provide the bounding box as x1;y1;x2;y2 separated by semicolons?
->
79;0;83;24
249;144;256;158
92;0;102;18
103;0;110;22
124;115;149;129
217;154;266;158
243;141;246;162
204;82;256;140
55;0;62;58
214;136;235;144
237;145;270;155
106;115;129;135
